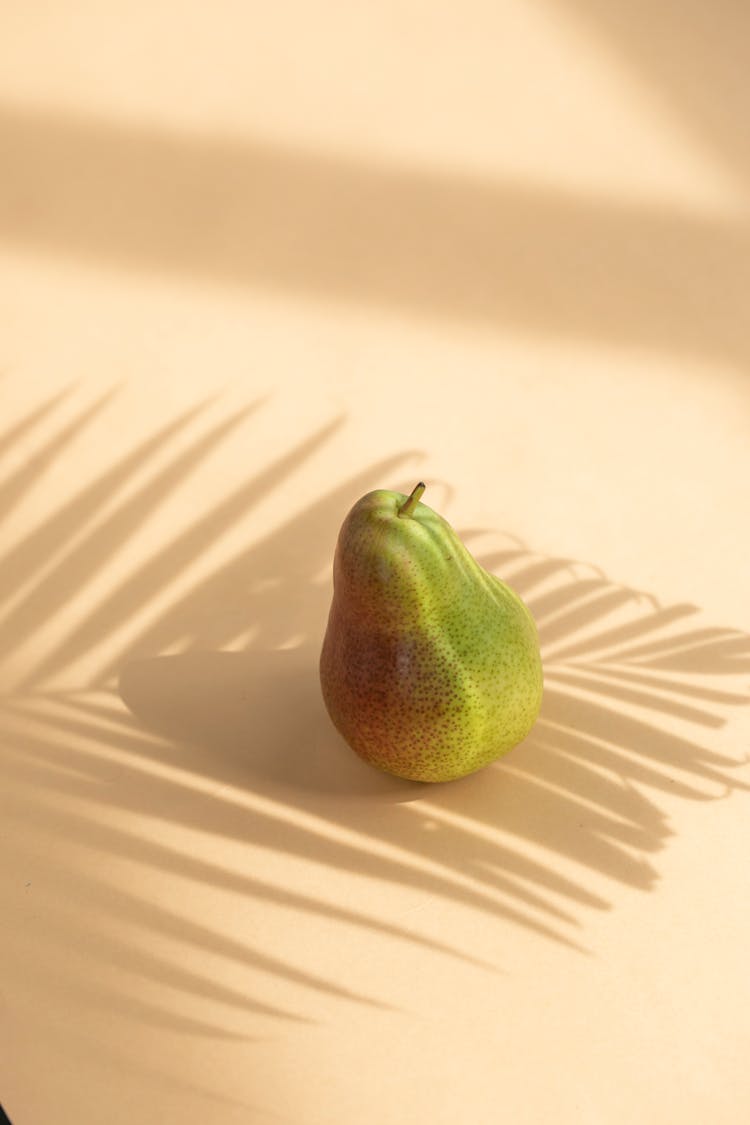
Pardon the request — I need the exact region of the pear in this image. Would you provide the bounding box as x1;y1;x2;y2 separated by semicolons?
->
319;483;543;782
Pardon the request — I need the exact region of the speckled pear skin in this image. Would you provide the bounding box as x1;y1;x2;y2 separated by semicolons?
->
319;486;543;782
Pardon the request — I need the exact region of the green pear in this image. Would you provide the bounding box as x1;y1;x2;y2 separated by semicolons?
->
320;483;543;782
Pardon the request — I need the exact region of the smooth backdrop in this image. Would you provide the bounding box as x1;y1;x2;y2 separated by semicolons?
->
1;4;750;1123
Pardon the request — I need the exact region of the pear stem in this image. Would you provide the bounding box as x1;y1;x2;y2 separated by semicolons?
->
398;481;426;518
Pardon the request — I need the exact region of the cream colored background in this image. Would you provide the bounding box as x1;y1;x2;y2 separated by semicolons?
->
2;3;750;1123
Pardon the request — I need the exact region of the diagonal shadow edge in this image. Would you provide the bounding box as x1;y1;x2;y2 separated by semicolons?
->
1;102;749;363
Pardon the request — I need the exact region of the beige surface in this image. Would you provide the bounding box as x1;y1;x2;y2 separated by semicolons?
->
2;4;750;1123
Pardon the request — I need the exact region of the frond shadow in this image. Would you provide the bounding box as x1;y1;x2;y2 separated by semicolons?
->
0;386;119;520
112;540;749;947
0;390;426;1049
2;394;748;1049
0;382;76;462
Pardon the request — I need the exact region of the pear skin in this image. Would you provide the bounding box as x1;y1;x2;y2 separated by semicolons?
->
319;484;543;782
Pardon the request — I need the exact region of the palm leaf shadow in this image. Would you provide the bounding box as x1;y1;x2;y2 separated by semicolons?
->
436;541;750;881
0;382;76;462
2;394;749;1046
0;393;219;608
109;487;749;965
0;389;431;1045
0;386;119;520
0;397;267;671
111;514;749;926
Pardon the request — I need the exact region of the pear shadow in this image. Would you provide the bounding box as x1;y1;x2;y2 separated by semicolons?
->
119;650;423;803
